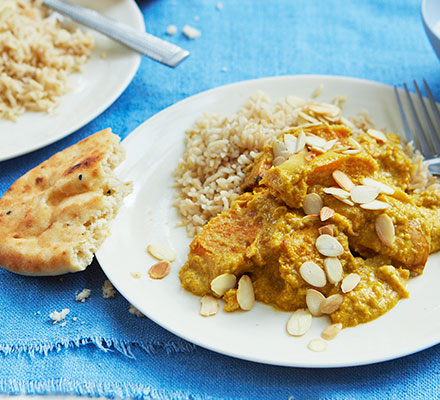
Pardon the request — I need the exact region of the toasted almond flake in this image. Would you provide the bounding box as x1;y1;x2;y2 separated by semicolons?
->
147;244;176;262
308;103;340;117
315;234;344;257
299;111;319;123
303;193;323;215
148;261;171;279
236;275;255;311
375;214;395;247
323;257;343;285
299;261;327;288
283;134;297;153
320;206;334;222
339;197;355;206
306;289;325;316
200;295;218;317
305;134;328;149
273;155;287;166
350;185;380;204
342;148;361;155
321;323;343;340
319;294;344;314
324;139;338;151
323;187;350;199
360;200;390;210
341;273;361;293
296;130;306;153
367;128;388;143
318;224;335;236
361;178;395;195
332;170;355;191
286;309;312;336
211;273;237;296
307;338;328;352
273;139;288;159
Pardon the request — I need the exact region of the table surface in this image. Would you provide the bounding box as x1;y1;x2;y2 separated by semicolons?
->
1;0;440;399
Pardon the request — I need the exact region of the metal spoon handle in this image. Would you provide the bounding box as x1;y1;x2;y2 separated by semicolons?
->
42;0;189;67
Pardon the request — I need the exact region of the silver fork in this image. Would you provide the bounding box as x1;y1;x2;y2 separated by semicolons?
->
394;80;440;176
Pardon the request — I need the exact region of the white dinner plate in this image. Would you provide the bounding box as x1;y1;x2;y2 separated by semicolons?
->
96;75;440;368
0;0;144;162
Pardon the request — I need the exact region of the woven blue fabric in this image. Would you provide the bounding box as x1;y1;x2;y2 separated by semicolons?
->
0;0;439;398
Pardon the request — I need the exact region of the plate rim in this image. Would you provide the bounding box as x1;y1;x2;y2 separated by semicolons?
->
0;0;144;162
97;74;440;368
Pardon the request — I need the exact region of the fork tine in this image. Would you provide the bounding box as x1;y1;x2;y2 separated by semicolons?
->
423;79;440;139
403;83;435;159
394;86;415;144
413;80;440;155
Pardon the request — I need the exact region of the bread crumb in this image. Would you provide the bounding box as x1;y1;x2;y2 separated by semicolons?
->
75;288;91;302
130;272;141;279
60;322;67;327
312;84;323;98
102;279;116;298
182;25;201;39
129;304;144;318
49;308;70;324
221;66;228;72
166;24;177;36
73;317;78;321
100;52;108;60
216;2;223;10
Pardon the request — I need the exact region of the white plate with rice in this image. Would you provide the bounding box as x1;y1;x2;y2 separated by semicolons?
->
0;0;144;161
96;75;440;368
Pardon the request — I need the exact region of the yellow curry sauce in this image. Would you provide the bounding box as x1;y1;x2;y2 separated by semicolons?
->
179;123;440;328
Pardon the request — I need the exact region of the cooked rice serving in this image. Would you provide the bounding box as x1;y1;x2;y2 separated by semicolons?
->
0;0;94;121
174;90;435;237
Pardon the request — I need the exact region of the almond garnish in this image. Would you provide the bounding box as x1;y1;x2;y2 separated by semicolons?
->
200;295;218;317
307;338;328;352
272;139;289;159
332;170;355;191
147;244;176;262
320;206;334;222
350;185;380;204
319;294;344;314
367;128;388;143
236;275;255;311
299;261;327;288
323;187;350;199
361;178;395;195
360;200;390;210
321;323;343;340
210;273;237;296
148;261;171;279
315;234;344;257
308;103;340;117
283;134;297;154
273;155;287;166
306;289;325;316
286;309;312;336
303;193;323;215
318;224;335;236
341;273;361;293
323;257;343;285
296;130;306;153
375;214;395;247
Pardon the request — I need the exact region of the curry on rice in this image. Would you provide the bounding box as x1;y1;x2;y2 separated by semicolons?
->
176;95;440;331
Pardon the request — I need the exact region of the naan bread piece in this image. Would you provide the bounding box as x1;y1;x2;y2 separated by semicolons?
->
0;128;132;276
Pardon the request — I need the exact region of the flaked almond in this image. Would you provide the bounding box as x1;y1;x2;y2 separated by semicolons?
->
319;294;344;314
315;234;344;257
200;295;218;317
361;178;395;195
148;261;171;279
308;103;340;117
283;134;297;154
236;275;255;311
341;273;361;293
306;289;325;316
307;338;328;352
375;214;395;247
273;155;287;166
339;198;355;206
323;187;350;199
360;200;390;210
332;170;355;191
367;128;388;143
286;309;312;336
323;257;343;285
273;139;288;159
320;206;334;222
321;323;343;340
147;244;176;262
318;224;335;236
305;134;328;151
299;261;327;288
210;273;237;296
296;130;306;153
303;193;323;215
350;185;380;204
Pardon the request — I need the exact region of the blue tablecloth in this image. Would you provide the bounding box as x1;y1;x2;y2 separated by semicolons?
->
1;0;439;398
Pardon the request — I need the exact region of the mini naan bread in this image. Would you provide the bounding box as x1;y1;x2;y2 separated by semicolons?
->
0;128;132;276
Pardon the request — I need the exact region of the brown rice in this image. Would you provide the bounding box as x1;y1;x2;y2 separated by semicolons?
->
0;0;94;121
